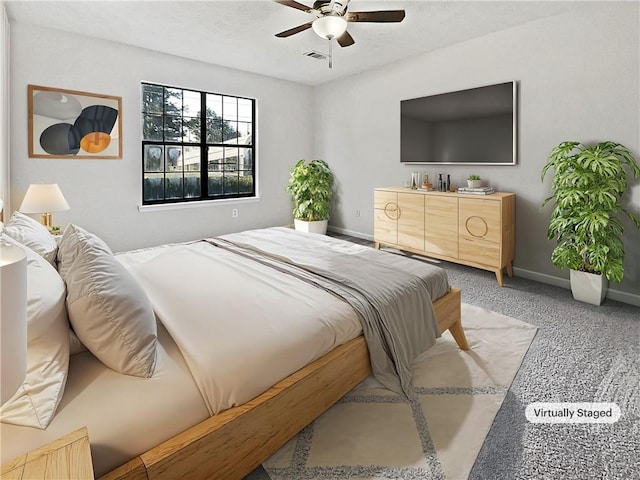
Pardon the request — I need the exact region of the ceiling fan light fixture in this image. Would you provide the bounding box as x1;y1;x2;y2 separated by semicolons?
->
312;15;347;39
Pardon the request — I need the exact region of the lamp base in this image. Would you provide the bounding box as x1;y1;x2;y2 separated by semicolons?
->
40;212;52;229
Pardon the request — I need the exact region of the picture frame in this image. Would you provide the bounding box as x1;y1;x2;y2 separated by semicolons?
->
28;84;122;159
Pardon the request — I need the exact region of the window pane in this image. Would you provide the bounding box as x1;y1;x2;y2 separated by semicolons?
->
207;146;224;171
183;90;200;117
238;147;252;170
223;96;237;121
144;145;164;172
164;88;182;115
166;146;183;171
206;118;223;143
143;114;163;141
238;98;252;123
164;115;182;142
207;94;222;118
184;172;201;198
184;146;201;172
165;173;183;199
224;147;239;171
183;116;200;142
224;173;239;194
208;172;224;196
237;122;252;145
238;173;253;194
223;121;239;144
142;84;163;114
144;173;164;201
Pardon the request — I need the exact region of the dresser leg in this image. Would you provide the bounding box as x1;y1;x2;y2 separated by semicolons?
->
495;270;504;287
374;242;381;250
506;262;514;278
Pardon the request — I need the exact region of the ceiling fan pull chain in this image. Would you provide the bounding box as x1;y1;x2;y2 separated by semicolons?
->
329;38;333;68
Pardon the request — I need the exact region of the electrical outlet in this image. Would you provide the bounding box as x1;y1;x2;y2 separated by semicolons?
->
232;208;239;218
356;209;361;217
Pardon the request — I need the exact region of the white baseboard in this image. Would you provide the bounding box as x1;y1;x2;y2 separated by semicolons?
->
513;267;640;307
327;225;374;241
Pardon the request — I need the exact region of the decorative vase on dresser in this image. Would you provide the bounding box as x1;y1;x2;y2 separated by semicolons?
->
374;187;515;286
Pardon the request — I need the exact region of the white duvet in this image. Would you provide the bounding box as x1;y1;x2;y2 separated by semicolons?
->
120;238;362;415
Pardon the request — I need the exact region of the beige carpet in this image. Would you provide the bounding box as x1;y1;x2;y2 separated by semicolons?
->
263;303;538;480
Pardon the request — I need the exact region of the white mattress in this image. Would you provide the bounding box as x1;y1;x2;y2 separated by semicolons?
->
0;323;209;477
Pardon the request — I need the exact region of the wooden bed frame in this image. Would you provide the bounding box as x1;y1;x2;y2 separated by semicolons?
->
100;288;466;480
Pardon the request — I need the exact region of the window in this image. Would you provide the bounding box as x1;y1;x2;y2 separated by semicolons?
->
141;83;255;205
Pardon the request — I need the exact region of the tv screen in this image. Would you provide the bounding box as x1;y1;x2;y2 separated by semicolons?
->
400;81;517;165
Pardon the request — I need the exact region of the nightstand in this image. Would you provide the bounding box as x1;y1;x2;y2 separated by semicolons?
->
1;427;94;479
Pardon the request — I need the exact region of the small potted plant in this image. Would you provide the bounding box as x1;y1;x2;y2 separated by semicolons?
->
467;174;482;188
286;159;333;234
541;141;640;305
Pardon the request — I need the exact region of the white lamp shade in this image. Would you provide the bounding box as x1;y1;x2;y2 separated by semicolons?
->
0;243;28;404
19;184;70;214
312;15;348;39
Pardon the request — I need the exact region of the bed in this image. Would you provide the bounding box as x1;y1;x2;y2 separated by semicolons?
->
0;223;467;480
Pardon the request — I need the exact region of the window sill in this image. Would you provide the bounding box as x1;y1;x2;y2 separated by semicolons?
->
138;196;260;213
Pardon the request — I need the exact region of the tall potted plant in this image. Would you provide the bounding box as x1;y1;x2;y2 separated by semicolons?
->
287;159;333;234
541;141;640;305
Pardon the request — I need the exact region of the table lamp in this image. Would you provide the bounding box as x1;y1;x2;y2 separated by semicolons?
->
19;183;70;229
0;240;28;404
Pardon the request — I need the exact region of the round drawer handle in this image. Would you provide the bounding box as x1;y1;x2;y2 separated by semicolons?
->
465;216;488;238
384;202;400;220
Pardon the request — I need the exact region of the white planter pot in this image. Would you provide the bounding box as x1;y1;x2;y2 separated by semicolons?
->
570;269;608;305
294;219;328;235
467;179;482;188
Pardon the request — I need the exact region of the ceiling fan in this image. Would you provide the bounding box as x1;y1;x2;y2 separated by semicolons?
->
274;0;406;47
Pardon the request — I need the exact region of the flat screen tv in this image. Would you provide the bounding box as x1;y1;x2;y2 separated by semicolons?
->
400;81;517;165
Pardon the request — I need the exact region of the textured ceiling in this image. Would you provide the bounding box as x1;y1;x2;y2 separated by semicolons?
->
6;1;587;86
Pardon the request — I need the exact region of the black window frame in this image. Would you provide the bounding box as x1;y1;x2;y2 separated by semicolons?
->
141;82;256;205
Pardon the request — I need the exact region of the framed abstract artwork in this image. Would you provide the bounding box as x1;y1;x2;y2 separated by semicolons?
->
28;85;122;159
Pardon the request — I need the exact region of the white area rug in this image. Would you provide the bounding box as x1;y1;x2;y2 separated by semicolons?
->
263;303;538;480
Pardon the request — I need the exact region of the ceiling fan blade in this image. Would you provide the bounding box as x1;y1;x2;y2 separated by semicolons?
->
274;0;313;13
275;22;313;38
345;10;406;23
337;30;355;47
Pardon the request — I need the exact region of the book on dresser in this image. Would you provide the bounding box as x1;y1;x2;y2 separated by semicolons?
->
456;186;495;195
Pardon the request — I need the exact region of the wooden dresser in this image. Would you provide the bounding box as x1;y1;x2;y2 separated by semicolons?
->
374;187;515;286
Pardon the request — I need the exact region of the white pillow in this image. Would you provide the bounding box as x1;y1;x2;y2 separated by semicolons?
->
0;234;70;429
57;224;157;377
3;211;58;265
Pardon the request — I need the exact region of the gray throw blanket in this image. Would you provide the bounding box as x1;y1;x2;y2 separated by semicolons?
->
206;229;440;394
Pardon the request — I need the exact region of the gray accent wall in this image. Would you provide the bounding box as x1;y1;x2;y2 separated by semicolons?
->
313;4;640;303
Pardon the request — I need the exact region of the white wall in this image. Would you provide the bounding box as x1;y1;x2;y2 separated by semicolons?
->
9;23;314;251
314;3;640;302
